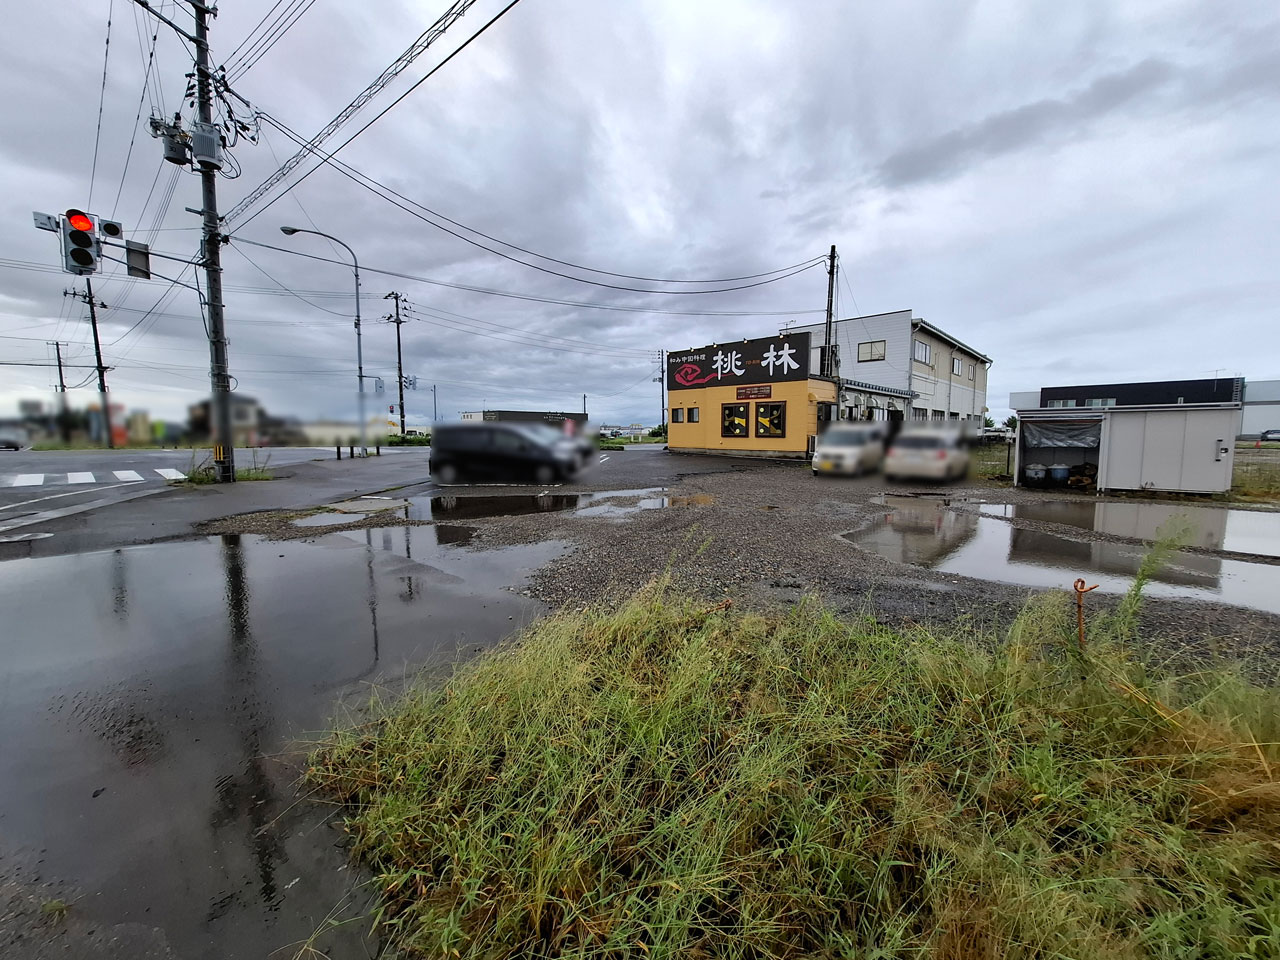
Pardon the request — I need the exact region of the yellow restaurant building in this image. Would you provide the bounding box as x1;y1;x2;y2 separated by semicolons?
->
666;332;838;459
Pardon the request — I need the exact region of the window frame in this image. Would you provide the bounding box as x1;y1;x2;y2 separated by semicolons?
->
721;402;749;438
913;339;932;364
688;406;700;423
754;401;787;439
968;363;975;380
951;357;963;376
670;407;684;423
857;339;886;362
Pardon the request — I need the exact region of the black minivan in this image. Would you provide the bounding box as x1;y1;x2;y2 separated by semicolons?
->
429;422;580;485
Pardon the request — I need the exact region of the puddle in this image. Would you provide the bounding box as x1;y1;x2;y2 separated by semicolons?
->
290;511;358;527
977;501;1280;559
848;496;1280;614
0;531;564;959
401;488;670;522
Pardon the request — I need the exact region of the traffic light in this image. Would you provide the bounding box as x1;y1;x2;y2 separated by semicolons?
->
61;209;98;275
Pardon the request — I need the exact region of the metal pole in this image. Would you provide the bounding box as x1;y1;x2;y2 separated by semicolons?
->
84;278;113;449
354;259;366;457
823;244;836;378
660;350;666;428
193;4;236;482
432;384;437;421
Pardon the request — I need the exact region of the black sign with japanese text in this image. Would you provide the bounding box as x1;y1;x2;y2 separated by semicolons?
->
667;332;810;391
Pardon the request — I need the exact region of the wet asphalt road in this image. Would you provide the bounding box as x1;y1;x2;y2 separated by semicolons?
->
0;524;563;958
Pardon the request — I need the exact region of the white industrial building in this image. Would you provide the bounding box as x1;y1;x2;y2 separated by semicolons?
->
1241;379;1280;437
787;309;991;424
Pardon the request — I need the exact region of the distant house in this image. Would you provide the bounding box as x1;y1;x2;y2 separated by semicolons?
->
188;395;262;447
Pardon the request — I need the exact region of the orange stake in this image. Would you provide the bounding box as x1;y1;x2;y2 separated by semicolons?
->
1073;578;1099;653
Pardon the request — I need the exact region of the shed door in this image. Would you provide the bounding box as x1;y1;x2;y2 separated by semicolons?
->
1139;413;1187;491
1102;414;1145;490
1178;411;1234;493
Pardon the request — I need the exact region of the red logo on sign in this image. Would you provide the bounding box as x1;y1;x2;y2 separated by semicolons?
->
674;363;715;386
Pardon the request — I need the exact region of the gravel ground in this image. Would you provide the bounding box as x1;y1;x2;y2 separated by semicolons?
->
426;461;1280;668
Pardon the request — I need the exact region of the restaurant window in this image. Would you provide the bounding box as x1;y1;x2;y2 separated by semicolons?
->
755;402;786;438
913;339;931;364
721;403;749;438
670;407;684;423
688;406;700;423
857;339;886;362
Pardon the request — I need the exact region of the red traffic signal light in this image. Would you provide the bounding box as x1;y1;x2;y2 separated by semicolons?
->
62;209;99;274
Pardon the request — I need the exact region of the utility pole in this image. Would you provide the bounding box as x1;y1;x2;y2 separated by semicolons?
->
385;292;407;436
193;3;235;482
822;244;837;378
64;281;113;448
432;384;438;422
658;350;666;428
50;340;70;443
583;393;587;417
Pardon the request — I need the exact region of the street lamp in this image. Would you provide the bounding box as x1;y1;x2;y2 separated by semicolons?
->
280;226;367;456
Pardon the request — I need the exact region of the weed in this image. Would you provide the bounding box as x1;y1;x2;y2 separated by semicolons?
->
183;448;274;483
40;899;69;922
311;569;1280;959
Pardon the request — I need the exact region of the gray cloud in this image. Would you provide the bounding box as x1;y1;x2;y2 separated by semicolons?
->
878;57;1176;187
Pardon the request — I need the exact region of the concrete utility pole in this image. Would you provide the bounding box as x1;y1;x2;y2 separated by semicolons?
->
822;244;837;378
50;340;70;443
64;281;113;448
193;4;236;481
432;384;438;422
385;292;407;436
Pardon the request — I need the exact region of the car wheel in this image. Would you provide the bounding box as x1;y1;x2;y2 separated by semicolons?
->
534;464;556;485
434;463;459;485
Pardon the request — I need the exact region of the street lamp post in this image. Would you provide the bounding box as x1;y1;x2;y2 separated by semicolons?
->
280;226;367;456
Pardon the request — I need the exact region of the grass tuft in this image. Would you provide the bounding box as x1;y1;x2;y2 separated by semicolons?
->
311;577;1280;959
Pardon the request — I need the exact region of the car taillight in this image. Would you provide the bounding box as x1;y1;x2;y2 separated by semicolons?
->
936;449;947;460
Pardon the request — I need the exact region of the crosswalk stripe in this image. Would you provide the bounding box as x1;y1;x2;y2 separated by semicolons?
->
13;474;43;486
155;468;185;480
67;472;95;484
113;470;145;482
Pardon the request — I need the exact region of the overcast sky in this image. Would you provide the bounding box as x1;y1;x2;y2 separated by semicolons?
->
2;0;1278;428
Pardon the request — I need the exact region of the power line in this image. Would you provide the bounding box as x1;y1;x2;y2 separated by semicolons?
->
401;301;652;357
227;237;826;319
112;5;163;218
263;113;826;287
229;0;521;228
225;0;317;82
220;0;289;68
88;0;116;211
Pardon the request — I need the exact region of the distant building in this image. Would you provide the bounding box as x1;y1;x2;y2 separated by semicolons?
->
126;411;151;446
188;395;262;447
1241;380;1280;437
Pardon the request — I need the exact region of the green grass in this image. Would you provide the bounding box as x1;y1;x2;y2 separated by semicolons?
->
310;569;1280;959
598;441;627;451
182;450;274;483
969;441;1013;479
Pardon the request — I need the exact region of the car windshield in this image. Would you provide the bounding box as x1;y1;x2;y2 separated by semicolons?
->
821;428;869;446
893;435;945;450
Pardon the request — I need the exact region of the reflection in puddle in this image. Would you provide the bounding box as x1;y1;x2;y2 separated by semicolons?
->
979;501;1280;558
402;488;672;522
0;530;564;958
848;496;1280;614
291;511;359;527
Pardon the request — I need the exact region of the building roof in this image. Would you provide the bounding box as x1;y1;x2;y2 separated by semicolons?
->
840;378;914;398
911;319;993;364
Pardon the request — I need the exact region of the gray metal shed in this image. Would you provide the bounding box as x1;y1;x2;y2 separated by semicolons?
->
1013;404;1241;495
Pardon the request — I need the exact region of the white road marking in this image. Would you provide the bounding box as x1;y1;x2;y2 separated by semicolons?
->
599;455;610;462
12;474;43;486
113;470;145;482
0;482;137;513
154;468;186;480
67;472;96;484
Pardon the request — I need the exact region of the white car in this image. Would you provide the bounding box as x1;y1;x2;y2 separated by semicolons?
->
884;430;969;481
812;425;884;476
